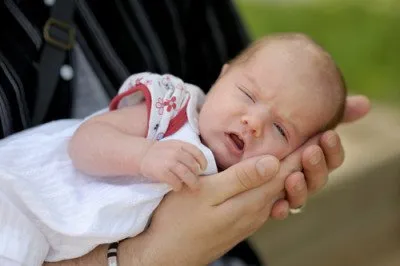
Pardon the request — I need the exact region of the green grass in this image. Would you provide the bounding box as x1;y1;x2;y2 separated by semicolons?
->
235;0;400;105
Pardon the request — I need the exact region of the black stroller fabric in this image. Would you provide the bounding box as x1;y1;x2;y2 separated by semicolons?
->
0;0;250;137
0;1;263;264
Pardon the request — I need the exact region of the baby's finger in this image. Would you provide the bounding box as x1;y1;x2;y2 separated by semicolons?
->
172;162;200;190
181;143;208;172
164;170;183;191
177;151;202;175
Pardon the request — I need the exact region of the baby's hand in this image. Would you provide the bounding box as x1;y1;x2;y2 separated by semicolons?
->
140;140;207;191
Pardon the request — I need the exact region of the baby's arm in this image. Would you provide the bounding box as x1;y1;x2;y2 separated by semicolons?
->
68;102;207;190
68;102;151;177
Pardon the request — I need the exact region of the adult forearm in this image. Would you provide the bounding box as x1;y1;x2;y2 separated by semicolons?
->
43;245;109;266
43;236;187;266
68;121;153;177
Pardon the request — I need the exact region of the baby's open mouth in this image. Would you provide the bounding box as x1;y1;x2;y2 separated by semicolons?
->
229;133;244;151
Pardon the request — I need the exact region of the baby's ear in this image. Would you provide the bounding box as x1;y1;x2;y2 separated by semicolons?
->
219;64;230;77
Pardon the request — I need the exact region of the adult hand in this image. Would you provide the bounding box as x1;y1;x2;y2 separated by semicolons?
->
45;155;283;266
270;95;371;219
46;95;371;266
130;155;283;266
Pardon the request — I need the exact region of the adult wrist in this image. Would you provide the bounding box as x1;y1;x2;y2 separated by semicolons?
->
117;234;197;266
116;236;147;266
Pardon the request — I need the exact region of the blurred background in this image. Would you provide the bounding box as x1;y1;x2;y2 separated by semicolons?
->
233;0;400;265
235;0;400;105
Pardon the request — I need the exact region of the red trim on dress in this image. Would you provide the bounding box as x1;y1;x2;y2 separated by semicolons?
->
164;101;189;137
109;84;152;134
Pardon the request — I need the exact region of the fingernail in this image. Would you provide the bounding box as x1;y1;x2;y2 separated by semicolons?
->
294;181;304;192
256;156;278;177
327;134;337;148
310;151;321;165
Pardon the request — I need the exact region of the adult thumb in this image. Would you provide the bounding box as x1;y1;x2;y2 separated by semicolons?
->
204;155;280;206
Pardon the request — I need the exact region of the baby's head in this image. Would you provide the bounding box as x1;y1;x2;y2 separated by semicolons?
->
198;33;347;170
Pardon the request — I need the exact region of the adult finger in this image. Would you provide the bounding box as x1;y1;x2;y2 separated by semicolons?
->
278;135;317;182
270;199;290;220
302;145;328;194
218;172;285;231
203;155;279;206
284;171;308;209
320;130;345;171
342;95;371;123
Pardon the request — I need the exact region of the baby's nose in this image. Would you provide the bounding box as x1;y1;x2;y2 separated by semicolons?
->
241;116;263;138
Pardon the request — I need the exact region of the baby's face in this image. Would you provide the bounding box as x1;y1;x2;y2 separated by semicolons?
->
199;45;337;169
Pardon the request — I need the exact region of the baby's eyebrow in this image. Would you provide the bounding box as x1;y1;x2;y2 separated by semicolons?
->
243;73;262;93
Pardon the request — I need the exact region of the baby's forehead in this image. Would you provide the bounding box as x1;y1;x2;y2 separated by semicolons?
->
254;40;329;71
251;43;340;93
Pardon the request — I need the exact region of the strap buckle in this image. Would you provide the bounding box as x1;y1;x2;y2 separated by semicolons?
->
43;17;75;50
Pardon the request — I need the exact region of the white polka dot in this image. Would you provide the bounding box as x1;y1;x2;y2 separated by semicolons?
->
44;0;56;6
60;65;74;81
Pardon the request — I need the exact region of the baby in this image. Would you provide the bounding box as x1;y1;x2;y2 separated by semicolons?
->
69;32;346;192
0;33;346;263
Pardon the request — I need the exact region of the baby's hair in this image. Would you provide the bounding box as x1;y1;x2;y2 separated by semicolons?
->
230;32;347;131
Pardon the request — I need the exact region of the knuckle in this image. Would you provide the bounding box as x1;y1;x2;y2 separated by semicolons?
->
235;169;250;190
235;167;256;190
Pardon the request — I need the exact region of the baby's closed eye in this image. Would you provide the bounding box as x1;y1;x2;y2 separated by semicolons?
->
237;85;255;103
273;122;287;140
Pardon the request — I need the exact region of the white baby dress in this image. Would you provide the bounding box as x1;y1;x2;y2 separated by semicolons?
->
0;73;217;265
